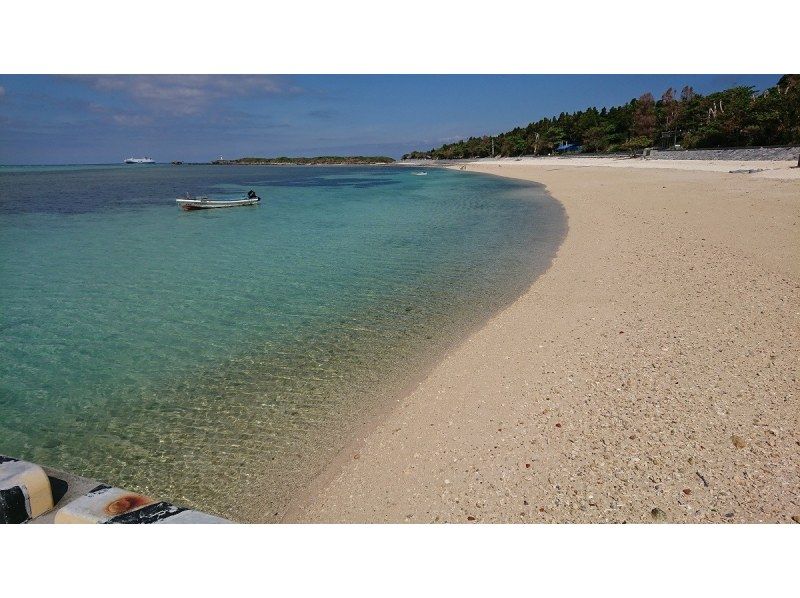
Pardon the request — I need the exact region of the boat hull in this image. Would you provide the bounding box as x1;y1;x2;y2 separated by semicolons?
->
176;197;260;210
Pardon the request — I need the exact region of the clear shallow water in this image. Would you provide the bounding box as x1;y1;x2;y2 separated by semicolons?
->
0;164;565;521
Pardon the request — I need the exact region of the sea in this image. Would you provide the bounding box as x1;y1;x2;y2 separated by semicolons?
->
0;163;566;521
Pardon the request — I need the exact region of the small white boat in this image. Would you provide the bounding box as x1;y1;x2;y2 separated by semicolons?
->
412;171;428;176
176;190;261;211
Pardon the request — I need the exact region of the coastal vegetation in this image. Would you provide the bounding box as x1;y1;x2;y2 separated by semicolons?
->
212;156;395;165
403;74;800;159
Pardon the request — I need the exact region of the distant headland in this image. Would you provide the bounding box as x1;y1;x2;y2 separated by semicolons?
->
211;156;395;165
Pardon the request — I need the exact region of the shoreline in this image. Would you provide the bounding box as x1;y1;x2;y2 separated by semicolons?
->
2;164;565;524
280;175;567;522
287;160;799;523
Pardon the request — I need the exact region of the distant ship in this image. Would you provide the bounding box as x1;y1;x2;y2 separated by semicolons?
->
124;157;155;164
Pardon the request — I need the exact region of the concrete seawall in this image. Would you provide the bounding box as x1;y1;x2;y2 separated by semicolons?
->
647;146;800;161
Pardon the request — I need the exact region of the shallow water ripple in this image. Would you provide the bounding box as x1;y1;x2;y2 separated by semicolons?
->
0;165;565;520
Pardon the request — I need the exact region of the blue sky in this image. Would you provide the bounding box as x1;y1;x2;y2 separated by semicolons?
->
0;74;781;164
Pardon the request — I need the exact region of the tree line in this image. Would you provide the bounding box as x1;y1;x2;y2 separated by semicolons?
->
403;75;800;159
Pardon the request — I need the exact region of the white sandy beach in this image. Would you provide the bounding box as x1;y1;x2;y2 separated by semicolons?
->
440;156;800;178
287;158;800;523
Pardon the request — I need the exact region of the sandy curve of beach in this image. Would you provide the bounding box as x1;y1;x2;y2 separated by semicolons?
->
287;160;799;523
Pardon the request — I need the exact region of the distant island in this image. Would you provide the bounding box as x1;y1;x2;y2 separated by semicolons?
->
212;156;395;165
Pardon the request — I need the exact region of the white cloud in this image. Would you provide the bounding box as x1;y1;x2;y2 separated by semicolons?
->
79;75;301;116
110;113;154;127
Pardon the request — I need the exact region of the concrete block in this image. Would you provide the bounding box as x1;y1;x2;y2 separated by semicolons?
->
54;484;231;524
103;501;230;524
1;456;55;523
54;484;155;524
151;510;229;524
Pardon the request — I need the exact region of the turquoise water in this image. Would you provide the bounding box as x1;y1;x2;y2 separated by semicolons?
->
0;164;565;521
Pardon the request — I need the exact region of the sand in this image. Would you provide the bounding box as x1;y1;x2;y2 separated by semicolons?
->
450;156;800;179
285;160;800;523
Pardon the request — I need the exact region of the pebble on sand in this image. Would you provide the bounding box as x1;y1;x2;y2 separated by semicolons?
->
650;508;667;522
731;435;747;449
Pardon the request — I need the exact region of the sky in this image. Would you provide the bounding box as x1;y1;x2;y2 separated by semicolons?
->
0;74;782;164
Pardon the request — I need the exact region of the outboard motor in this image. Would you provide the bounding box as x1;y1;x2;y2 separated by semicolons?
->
247;190;257;199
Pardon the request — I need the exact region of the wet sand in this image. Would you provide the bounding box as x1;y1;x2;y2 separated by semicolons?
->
286;161;799;523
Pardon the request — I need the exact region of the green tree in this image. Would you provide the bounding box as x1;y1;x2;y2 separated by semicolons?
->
406;76;798;158
633;93;656;140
